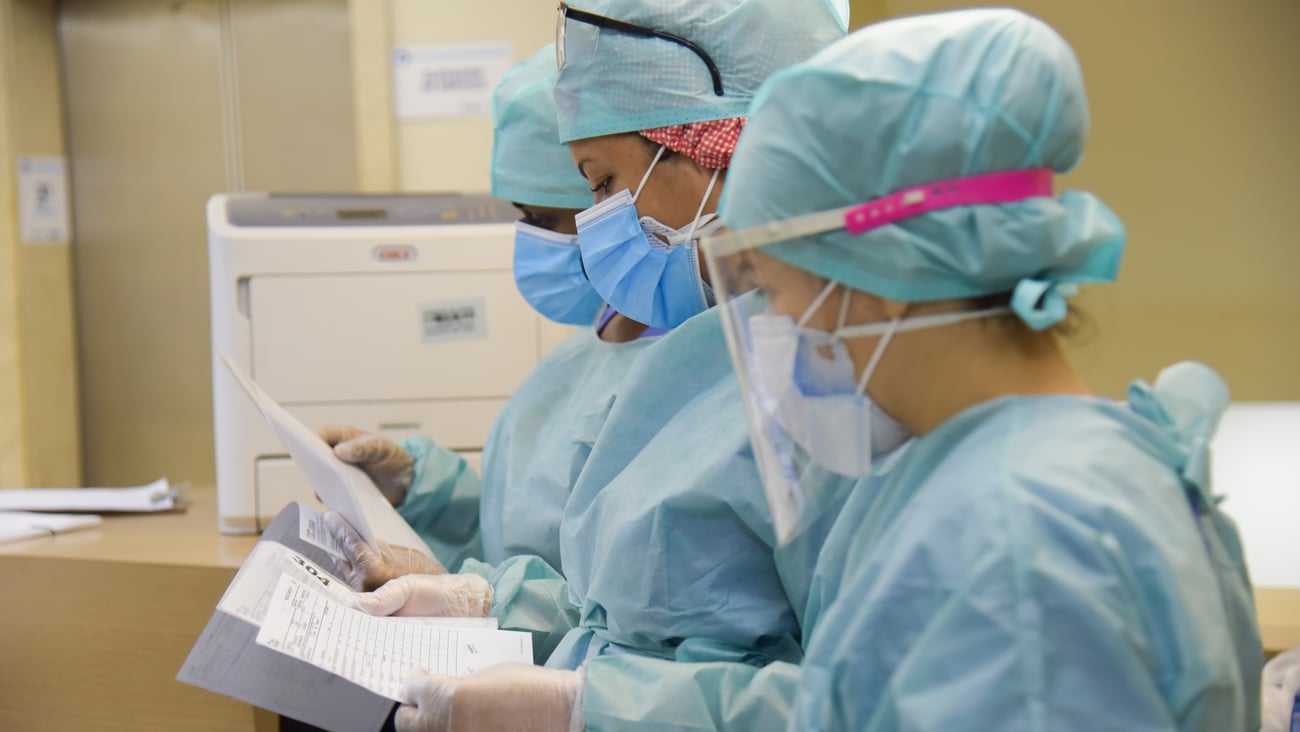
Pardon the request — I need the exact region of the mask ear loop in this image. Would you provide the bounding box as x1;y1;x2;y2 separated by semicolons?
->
834;285;852;342
684;168;722;242
796;280;841;329
856;313;903;397
631;145;667;204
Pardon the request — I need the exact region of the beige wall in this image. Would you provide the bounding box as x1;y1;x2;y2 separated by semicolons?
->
881;0;1300;399
350;0;396;191
0;0;81;488
352;0;556;193
849;0;890;27
0;5;20;487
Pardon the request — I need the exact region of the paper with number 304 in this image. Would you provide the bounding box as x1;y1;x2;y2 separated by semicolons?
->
256;574;533;702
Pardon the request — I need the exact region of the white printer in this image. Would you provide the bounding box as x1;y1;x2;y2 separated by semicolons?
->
209;193;564;534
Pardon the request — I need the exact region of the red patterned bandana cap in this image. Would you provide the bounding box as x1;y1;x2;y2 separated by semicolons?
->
639;118;747;170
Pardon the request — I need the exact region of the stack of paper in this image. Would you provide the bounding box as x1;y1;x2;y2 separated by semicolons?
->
179;502;533;732
0;478;182;513
0;478;183;545
185;357;535;730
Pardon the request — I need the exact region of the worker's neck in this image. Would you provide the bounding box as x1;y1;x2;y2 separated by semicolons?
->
599;313;650;343
863;320;1091;437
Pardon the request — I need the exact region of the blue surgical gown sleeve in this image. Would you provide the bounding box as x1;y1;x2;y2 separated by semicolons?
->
581;656;802;732
395;435;483;572
460;555;579;665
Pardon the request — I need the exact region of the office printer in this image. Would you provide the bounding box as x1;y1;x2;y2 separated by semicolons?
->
209;193;567;534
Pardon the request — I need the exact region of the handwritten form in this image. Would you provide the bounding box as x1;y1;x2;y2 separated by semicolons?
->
257;575;532;701
216;540;495;628
180;503;515;731
218;542;354;625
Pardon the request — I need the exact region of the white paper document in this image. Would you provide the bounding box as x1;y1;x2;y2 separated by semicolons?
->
298;504;347;561
217;539;498;630
218;351;432;557
218;541;355;626
257;575;532;701
0;511;102;544
0;478;177;513
179;503;396;732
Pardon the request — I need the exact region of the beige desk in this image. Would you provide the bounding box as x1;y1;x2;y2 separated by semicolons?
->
1256;587;1300;657
0;487;1296;731
0;486;274;731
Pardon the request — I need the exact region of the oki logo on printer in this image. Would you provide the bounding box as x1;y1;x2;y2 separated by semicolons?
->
372;244;417;263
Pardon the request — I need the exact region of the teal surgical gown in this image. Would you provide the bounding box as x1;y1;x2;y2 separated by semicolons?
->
461;304;862;717
398;327;656;572
574;365;1262;731
784;373;1262;730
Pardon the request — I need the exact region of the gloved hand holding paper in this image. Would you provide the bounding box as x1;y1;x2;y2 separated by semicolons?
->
217;351;432;559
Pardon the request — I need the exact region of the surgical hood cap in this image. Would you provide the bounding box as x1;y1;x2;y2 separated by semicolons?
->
719;8;1126;326
491;45;592;210
554;0;850;142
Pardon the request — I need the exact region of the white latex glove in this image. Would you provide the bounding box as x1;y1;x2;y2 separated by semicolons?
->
317;425;414;505
395;664;584;732
1263;646;1300;732
350;573;492;617
323;511;445;591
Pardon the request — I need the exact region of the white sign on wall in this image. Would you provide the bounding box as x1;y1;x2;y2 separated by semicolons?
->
16;155;72;244
392;42;515;119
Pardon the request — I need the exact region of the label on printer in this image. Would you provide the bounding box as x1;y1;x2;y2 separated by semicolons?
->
419;298;487;344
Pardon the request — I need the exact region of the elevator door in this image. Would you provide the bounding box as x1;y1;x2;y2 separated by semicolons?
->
59;0;357;485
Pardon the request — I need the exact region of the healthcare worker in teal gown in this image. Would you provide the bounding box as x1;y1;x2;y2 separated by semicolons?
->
341;2;903;731
317;45;663;583
698;9;1263;730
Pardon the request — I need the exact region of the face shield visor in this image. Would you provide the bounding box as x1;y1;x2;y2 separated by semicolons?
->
705;169;1053;543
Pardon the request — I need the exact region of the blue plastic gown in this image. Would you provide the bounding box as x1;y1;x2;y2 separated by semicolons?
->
461;303;863;718
785;364;1262;731
398;327;656;572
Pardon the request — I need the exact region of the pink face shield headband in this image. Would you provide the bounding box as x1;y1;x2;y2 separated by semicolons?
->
706;168;1054;257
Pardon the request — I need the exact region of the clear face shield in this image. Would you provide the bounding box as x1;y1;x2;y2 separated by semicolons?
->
704;241;898;544
704;169;1054;543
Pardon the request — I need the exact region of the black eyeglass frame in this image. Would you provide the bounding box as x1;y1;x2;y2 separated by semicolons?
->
556;2;725;97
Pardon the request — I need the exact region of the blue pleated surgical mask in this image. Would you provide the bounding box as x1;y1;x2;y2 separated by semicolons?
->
575;145;721;330
512;221;606;326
